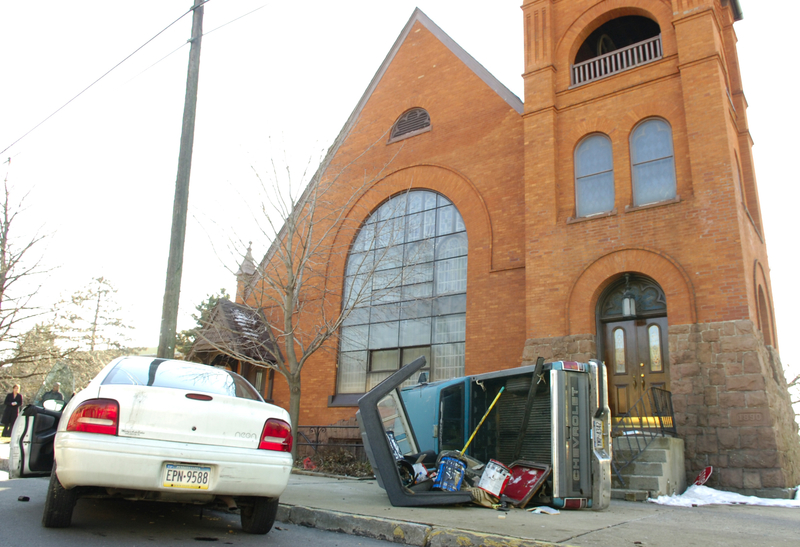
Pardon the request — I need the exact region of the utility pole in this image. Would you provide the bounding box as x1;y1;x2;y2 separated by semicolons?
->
157;0;204;359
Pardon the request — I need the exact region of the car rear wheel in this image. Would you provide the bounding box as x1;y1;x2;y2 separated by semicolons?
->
42;463;79;528
240;496;278;534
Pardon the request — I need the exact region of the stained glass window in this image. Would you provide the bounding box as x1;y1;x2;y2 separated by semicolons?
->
614;328;626;374
648;324;662;372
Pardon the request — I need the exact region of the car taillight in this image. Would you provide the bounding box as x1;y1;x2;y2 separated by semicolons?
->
66;399;119;436
258;418;292;452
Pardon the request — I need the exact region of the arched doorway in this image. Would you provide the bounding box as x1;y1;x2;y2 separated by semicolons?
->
597;273;670;417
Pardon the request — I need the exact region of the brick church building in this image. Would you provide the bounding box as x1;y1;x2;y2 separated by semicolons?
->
231;1;800;494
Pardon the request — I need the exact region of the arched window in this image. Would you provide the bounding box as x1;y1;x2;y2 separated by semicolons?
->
575;134;615;217
338;190;467;395
630;118;677;207
389;108;431;142
757;286;774;346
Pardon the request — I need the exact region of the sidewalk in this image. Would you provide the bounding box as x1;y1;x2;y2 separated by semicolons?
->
277;472;800;547
2;441;798;546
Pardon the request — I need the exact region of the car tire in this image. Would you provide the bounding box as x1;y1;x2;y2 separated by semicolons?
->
240;496;278;534
42;464;79;528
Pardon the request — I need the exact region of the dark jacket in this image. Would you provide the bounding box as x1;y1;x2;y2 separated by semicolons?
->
1;392;23;425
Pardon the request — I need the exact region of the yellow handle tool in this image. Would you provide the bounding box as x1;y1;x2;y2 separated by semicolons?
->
460;386;505;455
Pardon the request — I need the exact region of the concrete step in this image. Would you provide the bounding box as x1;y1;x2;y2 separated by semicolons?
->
615;461;664;477
613;448;668;463
611;489;650;502
612;474;660;491
613;435;675;450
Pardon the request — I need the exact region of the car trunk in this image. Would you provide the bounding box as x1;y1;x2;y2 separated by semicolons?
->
97;384;269;449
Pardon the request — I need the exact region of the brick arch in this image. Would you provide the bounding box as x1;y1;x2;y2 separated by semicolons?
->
567;247;696;334
563;116;621;146
554;0;676;89
753;260;777;349
327;164;492;282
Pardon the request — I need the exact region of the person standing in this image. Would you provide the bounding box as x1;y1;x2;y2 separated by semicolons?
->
41;382;63;403
2;384;23;437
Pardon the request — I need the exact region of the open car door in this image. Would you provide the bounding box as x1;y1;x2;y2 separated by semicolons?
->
8;399;65;478
356;356;474;507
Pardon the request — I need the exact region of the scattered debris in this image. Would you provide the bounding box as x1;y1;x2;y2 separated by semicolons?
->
693;466;713;486
18;496;30;502
357;357;610;510
527;506;560;515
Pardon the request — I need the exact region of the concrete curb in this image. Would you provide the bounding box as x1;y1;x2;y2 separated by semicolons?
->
277;504;565;547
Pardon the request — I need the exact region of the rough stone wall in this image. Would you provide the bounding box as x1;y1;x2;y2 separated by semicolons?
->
520;334;597;366
520;321;800;496
670;320;800;495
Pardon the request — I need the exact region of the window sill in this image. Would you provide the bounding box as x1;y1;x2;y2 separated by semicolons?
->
567;208;617;224
624;195;681;213
387;126;431;144
328;393;363;407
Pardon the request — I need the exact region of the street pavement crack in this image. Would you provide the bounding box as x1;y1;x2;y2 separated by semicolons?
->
555;512;661;544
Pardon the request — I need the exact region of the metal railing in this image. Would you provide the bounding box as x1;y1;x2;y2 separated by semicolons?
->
295;424;367;462
611;387;676;486
572;35;662;87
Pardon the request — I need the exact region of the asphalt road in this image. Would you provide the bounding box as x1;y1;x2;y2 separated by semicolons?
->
0;476;396;547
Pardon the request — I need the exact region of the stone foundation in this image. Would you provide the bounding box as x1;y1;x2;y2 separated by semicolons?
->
670;320;800;496
520;333;597;365
521;320;800;496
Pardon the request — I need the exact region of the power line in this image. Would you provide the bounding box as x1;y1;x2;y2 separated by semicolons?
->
125;3;268;84
0;4;203;156
204;3;267;36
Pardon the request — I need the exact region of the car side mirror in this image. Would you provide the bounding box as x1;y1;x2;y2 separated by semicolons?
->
43;399;65;412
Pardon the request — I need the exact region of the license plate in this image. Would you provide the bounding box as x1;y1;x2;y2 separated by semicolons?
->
593;420;604;450
163;463;211;489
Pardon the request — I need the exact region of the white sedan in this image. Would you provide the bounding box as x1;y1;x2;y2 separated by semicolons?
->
42;356;293;534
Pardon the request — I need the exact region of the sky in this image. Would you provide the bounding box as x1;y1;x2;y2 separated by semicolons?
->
0;1;797;379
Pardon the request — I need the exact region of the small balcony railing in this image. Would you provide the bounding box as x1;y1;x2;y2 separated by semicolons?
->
572;34;663;87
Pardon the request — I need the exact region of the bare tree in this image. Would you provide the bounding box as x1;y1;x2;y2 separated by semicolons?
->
52;277;134;352
788;367;799;421
0;170;57;384
193;134;407;451
0;323;68;397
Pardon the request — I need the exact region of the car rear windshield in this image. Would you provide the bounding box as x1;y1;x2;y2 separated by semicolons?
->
101;358;264;401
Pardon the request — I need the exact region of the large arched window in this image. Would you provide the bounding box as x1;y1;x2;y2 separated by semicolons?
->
630;118;677;206
575;134;615;217
338;190;467;395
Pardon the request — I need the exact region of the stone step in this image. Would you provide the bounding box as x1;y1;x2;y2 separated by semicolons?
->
613;448;668;463
613;435;675;450
611;489;650;502
615;461;664;477
612;474;660;491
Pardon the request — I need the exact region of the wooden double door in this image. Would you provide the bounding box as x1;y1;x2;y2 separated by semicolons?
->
603;316;669;417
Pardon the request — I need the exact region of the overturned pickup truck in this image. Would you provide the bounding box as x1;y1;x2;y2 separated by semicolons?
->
357;356;611;510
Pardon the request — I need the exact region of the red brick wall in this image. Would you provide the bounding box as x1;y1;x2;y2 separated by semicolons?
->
520;0;773;342
248;1;779;434
248;20;527;424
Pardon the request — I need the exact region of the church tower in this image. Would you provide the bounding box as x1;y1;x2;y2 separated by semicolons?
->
519;0;799;493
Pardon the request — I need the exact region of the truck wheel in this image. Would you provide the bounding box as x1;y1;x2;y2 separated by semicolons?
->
42;464;78;528
240;496;278;534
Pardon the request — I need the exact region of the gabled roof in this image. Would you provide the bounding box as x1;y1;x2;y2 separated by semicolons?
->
327;9;522;169
254;8;522;279
190;299;278;363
